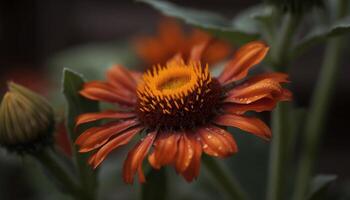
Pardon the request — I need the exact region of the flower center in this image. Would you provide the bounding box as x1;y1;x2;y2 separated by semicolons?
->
136;60;222;130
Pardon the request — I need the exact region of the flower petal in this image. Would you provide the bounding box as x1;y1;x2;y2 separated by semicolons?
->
148;132;180;169
175;133;194;173
123;131;157;184
181;134;202;182
224;79;282;104
214;114;271;140
75;110;136;127
197;125;237;158
76;119;139;152
222;98;277;114
91;126;143;168
218;41;269;85
80;81;136;106
189;42;208;62
107;65;139;93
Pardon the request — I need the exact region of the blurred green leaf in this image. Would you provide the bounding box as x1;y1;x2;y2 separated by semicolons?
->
48;42;137;82
232;4;274;34
142;168;167;200
137;0;259;45
293;16;350;57
62;68;99;200
307;174;337;200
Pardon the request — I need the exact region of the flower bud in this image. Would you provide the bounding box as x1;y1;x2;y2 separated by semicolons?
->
0;82;54;154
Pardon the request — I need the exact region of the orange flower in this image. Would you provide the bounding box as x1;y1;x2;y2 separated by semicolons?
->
75;41;292;184
134;18;231;67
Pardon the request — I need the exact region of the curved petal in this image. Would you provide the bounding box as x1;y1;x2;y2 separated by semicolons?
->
222;98;277;114
107;65;139;93
80;81;136;106
189;42;208;62
197;125;237;158
218;41;269;85
247;72;289;83
75;110;136;127
181;133;202;182
148;132;180;169
76;119;139;152
224;79;282;104
175;133;194;173
91;126;143;168
214;114;271;140
123;131;157;184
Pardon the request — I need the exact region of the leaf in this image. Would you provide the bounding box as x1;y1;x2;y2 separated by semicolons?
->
137;0;259;45
232;4;274;34
307;174;337;200
62;68;99;198
141;168;167;200
294;16;350;57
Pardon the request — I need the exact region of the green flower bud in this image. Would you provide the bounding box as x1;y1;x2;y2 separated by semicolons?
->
0;82;54;154
267;0;324;14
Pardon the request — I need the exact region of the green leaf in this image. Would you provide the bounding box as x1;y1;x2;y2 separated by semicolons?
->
137;0;259;45
62;68;99;200
307;174;337;200
141;168;167;200
293;16;350;57
232;4;274;34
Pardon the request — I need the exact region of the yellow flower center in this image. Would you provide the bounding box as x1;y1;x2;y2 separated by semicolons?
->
136;59;222;130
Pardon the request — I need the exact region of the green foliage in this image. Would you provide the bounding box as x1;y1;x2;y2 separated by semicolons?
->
137;0;259;45
62;68;100;200
294;15;350;57
307;175;337;200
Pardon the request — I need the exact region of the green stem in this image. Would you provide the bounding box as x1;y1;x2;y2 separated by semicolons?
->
266;103;291;200
292;1;347;198
203;156;248;200
266;12;300;200
35;148;80;197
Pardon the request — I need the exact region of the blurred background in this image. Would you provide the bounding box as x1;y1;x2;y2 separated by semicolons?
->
0;0;349;199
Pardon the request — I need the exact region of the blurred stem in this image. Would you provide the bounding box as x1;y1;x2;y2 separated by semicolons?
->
292;1;348;199
35;147;81;198
266;12;300;200
271;13;300;72
203;156;248;200
266;103;291;200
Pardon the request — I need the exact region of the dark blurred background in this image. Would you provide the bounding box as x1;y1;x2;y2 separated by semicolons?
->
0;0;349;199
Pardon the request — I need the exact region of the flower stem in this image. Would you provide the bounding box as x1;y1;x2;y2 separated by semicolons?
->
266;103;291;200
266;12;299;200
292;1;348;199
35;147;81;198
203;156;248;200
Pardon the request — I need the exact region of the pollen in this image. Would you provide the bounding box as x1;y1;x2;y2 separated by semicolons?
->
136;59;222;130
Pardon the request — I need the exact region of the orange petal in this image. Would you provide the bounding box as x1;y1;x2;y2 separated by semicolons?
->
158;18;185;51
218;41;269;85
197;125;237;158
203;40;231;65
80;81;136;106
181;134;202;182
75;110;136;127
214;114;271;140
224;79;282;104
151;132;180;168
175;133;194;173
222;98;277;114
91;126;143;168
189;42;208;62
76;119;139;152
107;65;138;92
123;131;157;184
